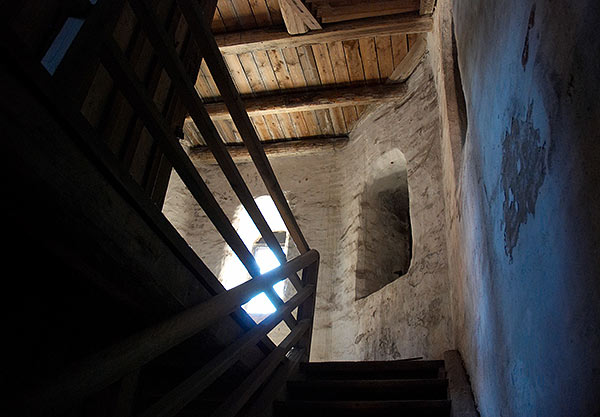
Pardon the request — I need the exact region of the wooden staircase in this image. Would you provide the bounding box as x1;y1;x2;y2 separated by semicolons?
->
275;360;451;417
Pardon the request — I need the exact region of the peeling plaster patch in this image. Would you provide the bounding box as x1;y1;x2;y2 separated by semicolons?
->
502;103;546;259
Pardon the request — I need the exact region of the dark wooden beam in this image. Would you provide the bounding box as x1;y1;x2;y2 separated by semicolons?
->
189;136;349;163
309;0;420;24
200;82;408;120
215;13;433;55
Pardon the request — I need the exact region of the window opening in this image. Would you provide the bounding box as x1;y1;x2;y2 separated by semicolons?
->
219;196;297;324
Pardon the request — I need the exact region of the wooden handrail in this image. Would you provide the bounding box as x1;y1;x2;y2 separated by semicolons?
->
177;0;311;254
21;250;319;417
0;25;278;356
8;0;322;414
125;0;304;291
99;38;297;328
139;285;315;417
209;320;311;417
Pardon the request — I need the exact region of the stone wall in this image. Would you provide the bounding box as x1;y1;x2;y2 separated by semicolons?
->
432;0;600;415
162;60;454;362
163;147;345;355
328;62;453;361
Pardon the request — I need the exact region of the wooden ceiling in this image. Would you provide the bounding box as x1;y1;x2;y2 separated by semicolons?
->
185;0;434;146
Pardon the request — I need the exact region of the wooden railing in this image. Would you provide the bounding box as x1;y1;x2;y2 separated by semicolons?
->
3;0;320;415
23;251;318;417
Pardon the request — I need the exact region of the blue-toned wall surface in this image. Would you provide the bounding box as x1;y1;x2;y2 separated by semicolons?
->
449;0;600;415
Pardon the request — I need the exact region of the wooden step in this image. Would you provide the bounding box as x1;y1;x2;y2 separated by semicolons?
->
287;378;448;400
274;399;451;417
300;360;445;379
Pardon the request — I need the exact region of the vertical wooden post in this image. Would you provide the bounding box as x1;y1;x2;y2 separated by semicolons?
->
295;253;320;361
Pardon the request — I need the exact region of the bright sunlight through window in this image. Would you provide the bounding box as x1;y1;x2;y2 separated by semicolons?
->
218;196;290;320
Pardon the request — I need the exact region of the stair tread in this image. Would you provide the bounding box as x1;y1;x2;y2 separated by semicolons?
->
275;399;451;414
278;399;450;406
289;378;448;388
301;360;444;372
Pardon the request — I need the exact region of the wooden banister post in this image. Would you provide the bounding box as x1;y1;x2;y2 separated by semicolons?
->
296;252;320;361
125;0;303;291
177;0;311;254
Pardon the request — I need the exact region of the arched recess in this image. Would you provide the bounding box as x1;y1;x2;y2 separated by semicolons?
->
355;149;412;300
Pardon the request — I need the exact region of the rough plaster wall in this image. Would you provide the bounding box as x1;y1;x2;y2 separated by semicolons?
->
162;61;453;363
355;151;411;300
162;151;343;359
440;0;600;415
327;62;453;361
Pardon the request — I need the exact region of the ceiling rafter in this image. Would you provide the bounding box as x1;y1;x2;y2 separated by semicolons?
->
215;13;433;54
198;82;408;120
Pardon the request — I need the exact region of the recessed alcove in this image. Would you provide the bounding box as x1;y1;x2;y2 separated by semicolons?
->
355;150;412;300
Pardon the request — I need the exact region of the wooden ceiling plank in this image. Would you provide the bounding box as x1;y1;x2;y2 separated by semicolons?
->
217;1;243;31
344;37;368;128
407;33;420;48
288;109;311;137
200;59;222;97
359;37;381;81
282;47;307;86
311;43;335;84
211;8;228;33
237;52;273;138
212;119;229;143
268;48;302;138
391;33;409;67
194;66;215;100
314;109;335;135
293;44;335;135
223;54;253;94
388;33;426;82
248;0;273;26
268;48;295;89
216;118;236;143
238;51;268;92
251;115;273;140
227;118;244;143
216;13;433;54
326;40;355;130
311;42;347;133
375;35;394;78
252;50;287;139
264;0;284;24
327;107;347;135
282;47;321;137
342;39;365;82
230;0;258;29
296;45;321;86
263;115;286;139
253;50;280;88
276;113;299;138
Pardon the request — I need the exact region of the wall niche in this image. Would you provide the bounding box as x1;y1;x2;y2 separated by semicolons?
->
356;150;412;300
